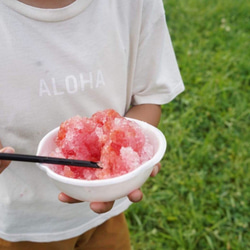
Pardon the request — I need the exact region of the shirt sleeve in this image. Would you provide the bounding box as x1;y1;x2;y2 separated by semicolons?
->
131;0;185;106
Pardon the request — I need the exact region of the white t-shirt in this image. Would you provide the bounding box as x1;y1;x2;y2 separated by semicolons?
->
0;0;184;242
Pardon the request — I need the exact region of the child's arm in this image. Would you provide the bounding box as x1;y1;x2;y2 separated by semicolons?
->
59;104;163;213
125;104;162;127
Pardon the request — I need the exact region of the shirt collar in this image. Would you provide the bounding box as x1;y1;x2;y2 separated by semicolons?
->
2;0;94;22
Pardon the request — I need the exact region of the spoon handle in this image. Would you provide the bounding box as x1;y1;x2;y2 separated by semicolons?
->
0;153;101;169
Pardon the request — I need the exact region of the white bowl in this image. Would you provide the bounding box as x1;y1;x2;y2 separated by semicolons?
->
36;118;167;202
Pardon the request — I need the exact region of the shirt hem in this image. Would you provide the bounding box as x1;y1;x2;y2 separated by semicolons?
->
132;81;185;106
0;198;132;243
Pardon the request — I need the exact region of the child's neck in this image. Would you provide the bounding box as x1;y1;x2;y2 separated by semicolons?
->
18;0;76;9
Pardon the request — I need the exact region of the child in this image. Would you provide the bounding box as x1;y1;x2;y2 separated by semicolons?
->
0;0;184;249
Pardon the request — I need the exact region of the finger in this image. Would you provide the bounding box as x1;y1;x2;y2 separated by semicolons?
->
128;189;143;203
58;193;82;203
90;201;115;214
0;147;15;173
150;162;161;177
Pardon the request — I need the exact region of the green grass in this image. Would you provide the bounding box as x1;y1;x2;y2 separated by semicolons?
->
125;0;250;249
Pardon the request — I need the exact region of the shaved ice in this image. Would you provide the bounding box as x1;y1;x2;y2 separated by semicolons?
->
50;109;154;180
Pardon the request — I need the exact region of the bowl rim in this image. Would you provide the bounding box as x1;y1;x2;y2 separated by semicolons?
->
36;118;167;187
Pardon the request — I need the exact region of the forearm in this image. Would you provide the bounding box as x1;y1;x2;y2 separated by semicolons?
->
125;104;162;127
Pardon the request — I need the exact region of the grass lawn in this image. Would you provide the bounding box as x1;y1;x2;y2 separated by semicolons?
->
125;0;250;249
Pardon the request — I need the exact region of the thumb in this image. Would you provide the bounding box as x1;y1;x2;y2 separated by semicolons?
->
0;147;15;172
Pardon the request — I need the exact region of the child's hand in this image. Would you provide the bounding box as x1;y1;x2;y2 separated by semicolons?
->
150;162;161;177
58;190;143;213
0;141;15;174
58;162;161;213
